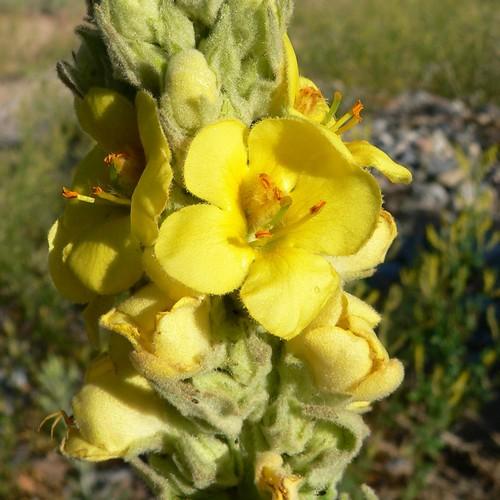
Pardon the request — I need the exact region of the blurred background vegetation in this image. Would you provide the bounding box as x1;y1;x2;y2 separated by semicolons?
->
0;0;498;498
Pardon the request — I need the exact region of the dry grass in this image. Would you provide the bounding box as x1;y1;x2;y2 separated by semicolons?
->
0;5;83;78
291;0;500;104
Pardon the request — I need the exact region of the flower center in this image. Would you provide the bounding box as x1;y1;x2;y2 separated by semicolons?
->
104;151;144;196
61;150;145;208
241;172;326;247
295;86;324;116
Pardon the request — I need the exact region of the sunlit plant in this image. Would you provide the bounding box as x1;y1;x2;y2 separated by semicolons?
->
42;1;412;498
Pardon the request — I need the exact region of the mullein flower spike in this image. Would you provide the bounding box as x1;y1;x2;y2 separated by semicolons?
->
46;1;412;498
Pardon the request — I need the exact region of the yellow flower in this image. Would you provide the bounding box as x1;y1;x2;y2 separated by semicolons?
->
49;88;172;302
101;283;212;379
61;354;171;462
288;292;404;404
283;37;412;185
153;117;382;339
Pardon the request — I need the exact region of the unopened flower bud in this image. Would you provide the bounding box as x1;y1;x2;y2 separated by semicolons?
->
62;355;171;461
288;294;404;402
164;49;221;131
101;283;212;379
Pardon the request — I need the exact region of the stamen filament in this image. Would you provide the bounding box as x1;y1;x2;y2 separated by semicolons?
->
271;200;327;239
322;91;343;125
330;111;353;132
92;186;131;206
62;186;95;204
266;196;292;230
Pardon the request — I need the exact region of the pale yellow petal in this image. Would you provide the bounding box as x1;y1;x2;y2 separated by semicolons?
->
347;140;412;184
247;118;353;193
348;316;389;362
183;120;248;210
282;169;381;256
142;247;198;301
101;283;174;347
66;213;143;295
330;210;397;281
353;359;404;401
62;428;117;462
307;284;343;330
48;220;95;304
68;356;169;460
240;248;338;339
344;293;381;328
288;326;372;392
152;296;212;377
155;204;254;294
131;91;173;247
75;88;141;153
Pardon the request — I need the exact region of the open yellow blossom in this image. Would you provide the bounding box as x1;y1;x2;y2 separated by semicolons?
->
49;88;172;301
288;292;404;403
154;117;382;339
282;37;412;185
61;354;171;462
101;283;212;379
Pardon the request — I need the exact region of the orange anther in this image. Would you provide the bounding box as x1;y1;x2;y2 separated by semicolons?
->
259;173;273;189
352;100;364;121
273;186;283;201
91;186;104;195
62;186;78;199
295;86;323;115
310;200;326;215
255;229;272;239
104;152;128;166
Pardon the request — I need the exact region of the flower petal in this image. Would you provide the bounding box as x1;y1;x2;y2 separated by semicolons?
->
155;204;254;294
344;293;381;328
248;118;353;192
282;168;381;256
75;88;141;153
288;325;373;393
143;247;198;301
346;140;412;184
48;220;95;304
330;210;397;281
183;120;248;210
65;356;170;461
308;286;344;330
240;248;338;339
131;92;173;247
270;35;300;113
101;283;174;348
66;213;143;295
353;359;404;402
153;296;212;377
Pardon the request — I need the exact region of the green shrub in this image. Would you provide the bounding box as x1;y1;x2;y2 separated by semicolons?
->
343;147;500;498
